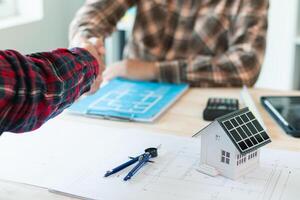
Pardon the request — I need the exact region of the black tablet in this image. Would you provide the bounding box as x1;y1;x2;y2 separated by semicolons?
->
261;96;300;137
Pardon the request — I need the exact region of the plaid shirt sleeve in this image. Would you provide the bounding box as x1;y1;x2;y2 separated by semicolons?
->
158;1;268;87
0;48;99;134
69;0;134;40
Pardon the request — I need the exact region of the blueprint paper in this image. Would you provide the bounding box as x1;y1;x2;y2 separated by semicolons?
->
0;119;299;200
50;146;300;200
68;78;188;122
0;118;194;189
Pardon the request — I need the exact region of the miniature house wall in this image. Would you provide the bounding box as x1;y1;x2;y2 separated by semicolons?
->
200;121;259;180
197;108;271;180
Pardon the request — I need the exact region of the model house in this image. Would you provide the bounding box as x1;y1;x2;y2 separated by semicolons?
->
197;107;271;180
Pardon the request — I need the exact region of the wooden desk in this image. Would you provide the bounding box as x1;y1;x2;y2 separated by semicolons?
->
1;88;300;200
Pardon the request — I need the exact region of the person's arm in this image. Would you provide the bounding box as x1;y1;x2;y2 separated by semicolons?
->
157;0;268;87
0;48;98;134
69;0;134;42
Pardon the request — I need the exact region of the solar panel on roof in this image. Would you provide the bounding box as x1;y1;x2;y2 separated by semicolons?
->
220;109;271;154
241;114;249;122
236;117;243;125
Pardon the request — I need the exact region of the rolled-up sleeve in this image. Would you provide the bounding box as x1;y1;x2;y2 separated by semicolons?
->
0;48;98;134
69;0;134;40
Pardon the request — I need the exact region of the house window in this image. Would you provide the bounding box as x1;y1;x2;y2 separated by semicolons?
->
0;0;43;30
248;151;258;160
0;0;18;19
215;135;221;141
221;150;230;164
237;154;247;166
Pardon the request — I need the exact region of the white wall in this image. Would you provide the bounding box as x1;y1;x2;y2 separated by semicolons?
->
256;0;298;90
0;0;85;54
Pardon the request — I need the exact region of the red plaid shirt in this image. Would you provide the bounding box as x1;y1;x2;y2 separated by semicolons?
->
0;48;98;134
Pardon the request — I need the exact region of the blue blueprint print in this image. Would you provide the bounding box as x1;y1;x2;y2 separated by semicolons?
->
68;78;188;122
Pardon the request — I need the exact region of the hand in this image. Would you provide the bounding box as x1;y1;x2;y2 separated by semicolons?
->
84;38;106;94
70;35;106;94
103;59;158;81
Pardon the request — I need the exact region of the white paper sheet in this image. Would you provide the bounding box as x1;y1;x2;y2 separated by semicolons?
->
51;147;300;200
0;118;194;189
0;118;299;200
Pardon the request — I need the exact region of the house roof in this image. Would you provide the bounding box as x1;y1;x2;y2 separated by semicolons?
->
217;107;271;155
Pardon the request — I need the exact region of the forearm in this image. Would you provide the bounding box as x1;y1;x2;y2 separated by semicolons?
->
0;48;98;134
157;50;264;87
